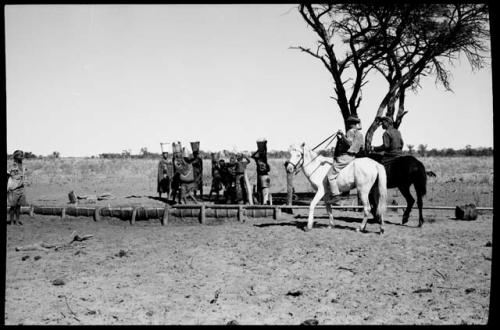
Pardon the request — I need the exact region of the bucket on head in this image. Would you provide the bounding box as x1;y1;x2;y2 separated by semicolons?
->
172;142;182;154
257;139;267;152
455;203;478;220
191;141;200;153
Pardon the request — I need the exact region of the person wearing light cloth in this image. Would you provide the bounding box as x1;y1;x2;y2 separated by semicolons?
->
327;115;364;200
251;140;271;205
7;150;28;225
233;153;251;204
157;151;173;200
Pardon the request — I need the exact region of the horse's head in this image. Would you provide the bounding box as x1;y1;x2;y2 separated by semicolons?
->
287;143;305;173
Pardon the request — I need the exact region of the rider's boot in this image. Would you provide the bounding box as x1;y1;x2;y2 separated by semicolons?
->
327;177;342;206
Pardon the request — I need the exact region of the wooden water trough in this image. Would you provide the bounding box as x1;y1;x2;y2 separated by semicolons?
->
7;203;494;226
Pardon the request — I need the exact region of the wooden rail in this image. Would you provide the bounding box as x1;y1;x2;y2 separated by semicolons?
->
6;204;494;226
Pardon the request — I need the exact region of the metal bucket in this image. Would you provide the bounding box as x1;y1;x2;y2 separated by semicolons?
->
191;141;200;153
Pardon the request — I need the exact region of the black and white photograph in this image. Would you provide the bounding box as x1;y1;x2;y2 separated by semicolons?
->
4;4;494;325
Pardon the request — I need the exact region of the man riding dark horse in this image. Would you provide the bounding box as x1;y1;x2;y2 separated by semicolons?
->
372;116;404;167
368;116;426;227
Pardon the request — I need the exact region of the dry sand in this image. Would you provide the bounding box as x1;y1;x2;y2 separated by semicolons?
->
4;208;492;325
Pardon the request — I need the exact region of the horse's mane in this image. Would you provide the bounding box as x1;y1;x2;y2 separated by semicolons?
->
290;143;332;166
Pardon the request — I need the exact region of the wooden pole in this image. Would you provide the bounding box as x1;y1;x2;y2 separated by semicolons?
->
200;204;206;224
131;207;138;225
162;204;170;225
273;206;281;220
93;207;102;221
238;205;244;222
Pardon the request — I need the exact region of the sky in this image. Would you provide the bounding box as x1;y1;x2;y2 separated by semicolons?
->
5;5;494;157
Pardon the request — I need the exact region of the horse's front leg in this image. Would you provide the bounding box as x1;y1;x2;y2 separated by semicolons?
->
305;188;325;231
325;202;334;229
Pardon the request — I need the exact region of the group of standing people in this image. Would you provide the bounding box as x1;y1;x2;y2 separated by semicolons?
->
157;139;272;205
157;141;203;203
208;139;271;205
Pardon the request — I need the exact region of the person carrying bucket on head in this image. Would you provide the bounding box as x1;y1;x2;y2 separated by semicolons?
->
185;141;203;198
157;151;173;200
170;141;184;202
157;143;174;200
251;139;271;205
327;115;364;204
7;150;29;225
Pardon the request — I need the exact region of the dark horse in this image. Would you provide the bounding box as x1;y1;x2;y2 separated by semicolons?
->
366;153;428;227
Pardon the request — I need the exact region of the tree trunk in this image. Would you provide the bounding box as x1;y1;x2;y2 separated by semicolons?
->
394;88;408;129
364;88;398;151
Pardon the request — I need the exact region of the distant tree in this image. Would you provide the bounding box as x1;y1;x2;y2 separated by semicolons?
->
140;147;149;157
465;144;473;156
417;144;428;157
52;151;60;159
121;149;131;159
407;144;414;155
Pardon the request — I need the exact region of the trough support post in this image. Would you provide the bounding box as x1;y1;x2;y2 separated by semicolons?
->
131;207;138;225
238;205;244;222
29;205;34;218
162;204;169;226
93;207;102;222
273;206;281;220
200;204;206;224
61;207;66;219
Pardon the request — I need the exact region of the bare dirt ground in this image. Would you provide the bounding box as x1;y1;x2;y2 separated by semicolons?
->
5;208;492;325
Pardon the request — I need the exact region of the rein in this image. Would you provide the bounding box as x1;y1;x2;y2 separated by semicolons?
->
291;132;339;175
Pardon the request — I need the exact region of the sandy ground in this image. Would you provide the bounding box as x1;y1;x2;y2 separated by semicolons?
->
4;207;492;325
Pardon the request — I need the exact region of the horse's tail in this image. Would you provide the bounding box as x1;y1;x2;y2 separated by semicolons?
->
375;164;388;218
412;160;427;197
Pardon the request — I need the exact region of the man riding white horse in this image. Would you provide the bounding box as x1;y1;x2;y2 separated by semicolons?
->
327;115;364;203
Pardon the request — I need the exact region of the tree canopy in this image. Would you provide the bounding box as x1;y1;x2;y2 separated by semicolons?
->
295;4;490;150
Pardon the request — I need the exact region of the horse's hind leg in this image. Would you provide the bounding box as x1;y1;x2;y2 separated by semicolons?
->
416;189;424;227
399;185;415;225
357;190;371;233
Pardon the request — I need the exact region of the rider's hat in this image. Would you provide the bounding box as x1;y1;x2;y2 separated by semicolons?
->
346;115;361;124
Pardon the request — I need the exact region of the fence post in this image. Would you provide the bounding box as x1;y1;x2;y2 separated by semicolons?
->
273;206;281;220
61;207;66;219
200;204;206;224
131;207;138;225
162;204;169;226
93;207;102;222
238;205;244;222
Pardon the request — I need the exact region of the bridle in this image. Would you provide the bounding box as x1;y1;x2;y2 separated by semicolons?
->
289;132;339;175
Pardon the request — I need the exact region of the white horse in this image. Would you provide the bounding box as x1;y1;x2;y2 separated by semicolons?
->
287;143;388;233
